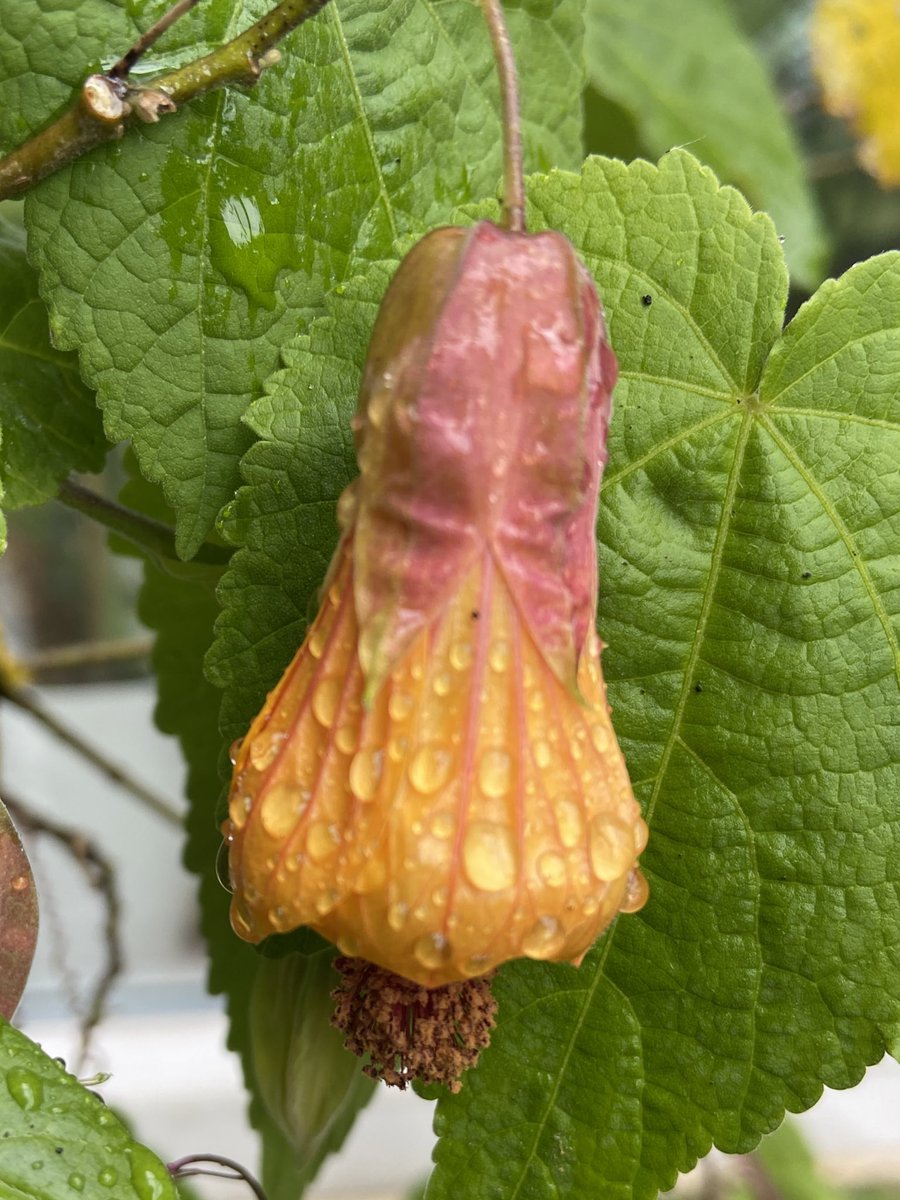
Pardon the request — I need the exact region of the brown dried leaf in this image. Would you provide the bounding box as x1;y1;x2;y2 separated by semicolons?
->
0;798;38;1019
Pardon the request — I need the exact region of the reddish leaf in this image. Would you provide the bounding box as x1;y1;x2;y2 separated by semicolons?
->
0;799;38;1019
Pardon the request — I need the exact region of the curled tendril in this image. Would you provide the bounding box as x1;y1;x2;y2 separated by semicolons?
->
167;1153;267;1200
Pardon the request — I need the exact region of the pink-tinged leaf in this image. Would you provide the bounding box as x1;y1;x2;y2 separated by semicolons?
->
0;799;38;1019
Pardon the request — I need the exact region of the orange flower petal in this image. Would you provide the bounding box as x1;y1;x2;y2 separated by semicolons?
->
226;537;646;987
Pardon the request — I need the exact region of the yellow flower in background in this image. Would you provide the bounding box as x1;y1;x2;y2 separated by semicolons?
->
811;0;900;187
223;221;648;988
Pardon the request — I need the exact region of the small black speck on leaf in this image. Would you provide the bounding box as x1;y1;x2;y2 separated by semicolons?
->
641;294;653;306
801;571;812;579
694;682;703;693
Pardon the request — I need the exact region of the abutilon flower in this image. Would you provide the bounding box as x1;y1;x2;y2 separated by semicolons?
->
224;220;648;990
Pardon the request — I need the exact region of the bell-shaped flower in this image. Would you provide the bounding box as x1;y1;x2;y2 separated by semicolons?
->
224;221;647;987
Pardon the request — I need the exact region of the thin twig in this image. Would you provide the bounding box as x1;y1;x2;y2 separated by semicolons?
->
109;0;203;79
168;1154;267;1200
4;792;122;1070
738;1155;783;1200
26;637;154;676
0;0;334;200
477;0;525;233
0;683;182;829
57;478;231;569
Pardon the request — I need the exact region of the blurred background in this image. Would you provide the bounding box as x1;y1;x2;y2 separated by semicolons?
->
2;0;899;1196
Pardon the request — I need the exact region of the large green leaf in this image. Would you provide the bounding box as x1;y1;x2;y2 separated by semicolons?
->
584;0;827;290
209;151;900;1198
0;1016;177;1199
4;0;584;558
0;214;105;507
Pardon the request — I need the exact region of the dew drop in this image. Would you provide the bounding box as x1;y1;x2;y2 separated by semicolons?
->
67;1174;85;1192
388;690;414;721
463;822;515;892
315;889;340;916
6;1068;43;1111
589;816;634;881
538;851;566;888
354;858;387;893
430;810;454;839
591;723;611;755
521;916;565;960
431;886;448;907
449;641;473;671
583;895;600;916
533;740;552;770
10;875;28;892
489;641;510;672
268;905;292;931
528;690;545;714
461;953;491;977
349;748;384;800
556;798;584;848
432;671;452;697
413;932;452;970
478;749;511;798
249;734;280;771
307;821;339;862
335;724;358;755
633;817;650;854
312;677;342;728
620;868;649;913
387;734;409;763
308;627;326;659
259;785;300;839
408;743;452;795
367;388;391;429
98;1167;118;1188
387;901;408;931
228;737;243;764
337;934;360;957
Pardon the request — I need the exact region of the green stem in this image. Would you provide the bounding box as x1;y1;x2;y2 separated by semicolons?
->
57;477;231;568
0;0;333;200
478;0;525;233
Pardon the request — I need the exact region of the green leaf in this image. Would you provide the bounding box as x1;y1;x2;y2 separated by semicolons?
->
583;0;828;289
0;214;105;508
0;799;38;1021
9;0;585;558
0;1016;177;1199
210;150;900;1198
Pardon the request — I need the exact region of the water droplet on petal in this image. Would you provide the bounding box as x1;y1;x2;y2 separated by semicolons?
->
413;932;452;970
449;642;473;671
228;737;243;764
478;749;511;798
620;868;649;913
313;677;342;728
521;916;565;959
461;953;491;977
528;691;545;714
538;851;566;888
388;690;414;721
249;734;281;771
335;724;358;755
408;743;452;795
583;895;600;916
259;785;300;839
387;901;408;931
489;641;510;672
268;905;292;931
315;889;340;915
533;740;551;769
68;1173;86;1192
463;821;515;891
98;1168;118;1188
349;748;384;801
633;817;650;854
430;811;454;839
591;723;611;754
589;816;634;881
387;734;409;762
433;671;452;697
308;627;326;659
307;821;339;862
354;858;387;893
556;798;584;848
